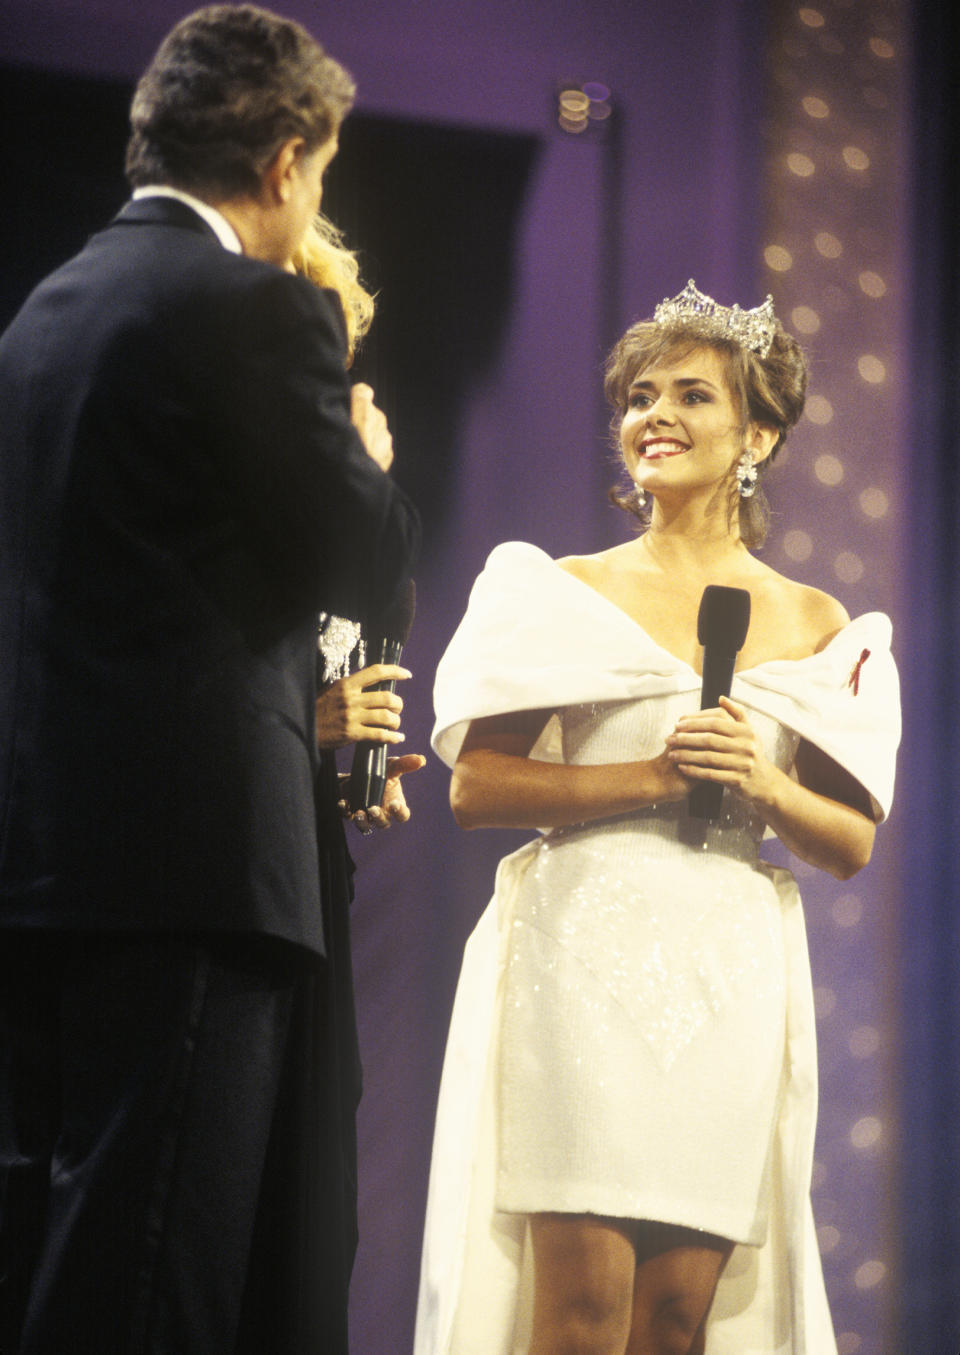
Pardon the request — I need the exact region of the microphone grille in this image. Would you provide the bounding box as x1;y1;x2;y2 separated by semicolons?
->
696;585;751;651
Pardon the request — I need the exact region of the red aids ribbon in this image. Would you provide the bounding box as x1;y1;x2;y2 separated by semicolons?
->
848;648;870;696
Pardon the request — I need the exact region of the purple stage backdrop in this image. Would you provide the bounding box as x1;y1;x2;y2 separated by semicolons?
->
0;2;924;1352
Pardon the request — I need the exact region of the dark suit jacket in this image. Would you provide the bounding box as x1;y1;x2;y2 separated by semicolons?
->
0;197;419;954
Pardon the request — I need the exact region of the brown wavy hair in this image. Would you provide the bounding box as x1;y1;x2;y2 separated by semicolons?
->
603;317;809;548
126;5;354;200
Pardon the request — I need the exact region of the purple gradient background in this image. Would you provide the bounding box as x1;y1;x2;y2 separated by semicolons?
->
0;2;913;1351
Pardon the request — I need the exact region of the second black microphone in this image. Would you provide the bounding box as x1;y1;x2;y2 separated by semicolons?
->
348;579;416;814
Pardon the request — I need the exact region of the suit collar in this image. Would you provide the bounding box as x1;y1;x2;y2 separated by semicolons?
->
113;196;226;246
130;187;242;252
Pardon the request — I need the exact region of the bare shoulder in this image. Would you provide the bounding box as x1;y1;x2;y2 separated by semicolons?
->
763;568;851;651
556;542;636;582
806;586;852;651
556;553;591;580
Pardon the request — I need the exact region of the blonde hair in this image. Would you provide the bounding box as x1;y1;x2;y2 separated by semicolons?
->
290;214;374;364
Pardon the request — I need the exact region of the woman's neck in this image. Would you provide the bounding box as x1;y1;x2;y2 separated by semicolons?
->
637;498;754;574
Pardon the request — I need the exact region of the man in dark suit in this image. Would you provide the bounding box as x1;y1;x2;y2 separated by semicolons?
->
0;6;420;1352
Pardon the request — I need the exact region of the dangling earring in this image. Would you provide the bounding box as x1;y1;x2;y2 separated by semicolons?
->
736;449;758;499
635;486;647;510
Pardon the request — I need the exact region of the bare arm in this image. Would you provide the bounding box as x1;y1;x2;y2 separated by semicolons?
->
450;709;692;830
666;696;876;879
775;737;875;877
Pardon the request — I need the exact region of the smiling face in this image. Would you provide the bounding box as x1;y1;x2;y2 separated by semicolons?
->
620;345;763;503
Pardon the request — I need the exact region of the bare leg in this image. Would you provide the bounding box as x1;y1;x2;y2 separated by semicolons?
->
528;1214;636;1355
625;1222;732;1355
527;1214;731;1355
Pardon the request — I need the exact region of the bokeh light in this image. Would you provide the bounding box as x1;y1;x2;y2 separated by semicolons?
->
832;893;864;926
814;453;845;485
792;304;822;333
805;394;834;424
783;528;814;561
834;550;865;583
843;145;871;171
850;1116;883;1150
764;244;794;271
788;152;817;177
854;1260;888;1290
815;230;843;258
858;270;887;298
858;354;886;383
858;486;889;518
799;7;826;28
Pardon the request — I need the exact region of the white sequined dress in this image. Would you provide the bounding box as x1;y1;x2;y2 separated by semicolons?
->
415;543;900;1355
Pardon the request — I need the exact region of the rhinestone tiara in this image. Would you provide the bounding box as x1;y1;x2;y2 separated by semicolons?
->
652;279;777;358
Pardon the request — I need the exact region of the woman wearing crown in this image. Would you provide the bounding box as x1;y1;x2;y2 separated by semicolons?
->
414;283;900;1355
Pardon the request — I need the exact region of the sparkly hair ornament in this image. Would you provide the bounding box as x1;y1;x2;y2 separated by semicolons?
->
653;279;777;359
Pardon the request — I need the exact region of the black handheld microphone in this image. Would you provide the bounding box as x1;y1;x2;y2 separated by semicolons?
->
688;584;751;821
347;580;416;813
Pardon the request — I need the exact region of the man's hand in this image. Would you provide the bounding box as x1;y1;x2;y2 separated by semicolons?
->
315;664;410;750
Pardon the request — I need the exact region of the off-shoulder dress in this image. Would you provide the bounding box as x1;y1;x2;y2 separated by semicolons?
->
415;542;900;1355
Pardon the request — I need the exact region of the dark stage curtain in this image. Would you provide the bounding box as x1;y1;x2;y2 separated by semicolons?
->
899;3;960;1344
